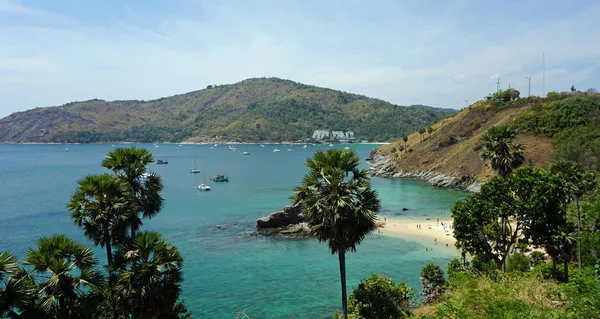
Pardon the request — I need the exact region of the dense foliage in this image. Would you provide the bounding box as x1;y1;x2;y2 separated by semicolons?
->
0;148;190;319
334;273;413;319
515;92;600;169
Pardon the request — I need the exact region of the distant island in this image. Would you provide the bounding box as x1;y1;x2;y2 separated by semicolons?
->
0;77;455;144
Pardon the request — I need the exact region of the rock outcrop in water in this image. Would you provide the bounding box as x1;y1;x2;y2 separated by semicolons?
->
368;153;483;192
256;204;312;238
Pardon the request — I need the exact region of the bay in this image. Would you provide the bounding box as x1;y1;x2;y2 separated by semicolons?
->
0;143;465;318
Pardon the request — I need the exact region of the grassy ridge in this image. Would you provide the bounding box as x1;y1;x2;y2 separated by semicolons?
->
375;91;600;182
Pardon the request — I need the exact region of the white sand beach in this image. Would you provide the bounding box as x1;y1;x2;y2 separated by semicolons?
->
378;217;456;248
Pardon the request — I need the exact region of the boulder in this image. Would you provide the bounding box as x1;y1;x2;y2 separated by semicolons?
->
256;204;304;228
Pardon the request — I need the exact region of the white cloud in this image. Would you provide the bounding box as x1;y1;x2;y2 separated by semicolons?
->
0;0;599;115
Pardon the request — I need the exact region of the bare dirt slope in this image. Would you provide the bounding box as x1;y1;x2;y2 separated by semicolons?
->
373;101;553;184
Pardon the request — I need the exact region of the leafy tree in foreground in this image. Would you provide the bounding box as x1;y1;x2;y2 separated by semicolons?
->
340;273;413;319
101;147;164;238
478;125;525;272
24;235;104;319
114;231;184;319
292;149;380;319
452;168;566;273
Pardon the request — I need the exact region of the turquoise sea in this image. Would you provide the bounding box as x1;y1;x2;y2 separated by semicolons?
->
0;144;466;318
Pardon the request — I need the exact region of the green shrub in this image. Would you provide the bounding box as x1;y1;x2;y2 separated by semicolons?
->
530;251;546;267
471;254;498;275
421;263;446;304
345;273;414;319
446;258;469;280
507;252;531;272
438;134;458;148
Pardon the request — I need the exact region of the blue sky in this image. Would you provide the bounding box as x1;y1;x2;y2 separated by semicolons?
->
1;0;599;117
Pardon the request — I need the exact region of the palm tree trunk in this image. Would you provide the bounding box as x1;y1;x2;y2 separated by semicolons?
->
576;197;581;272
105;230;117;319
338;250;348;319
563;257;569;282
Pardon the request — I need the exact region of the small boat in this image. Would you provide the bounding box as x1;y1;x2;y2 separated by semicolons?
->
156;159;168;165
196;183;211;191
329;144;334;147
344;146;350;150
303;144;307;149
242;151;250;155
287;148;292;151
273;148;281;152
65;147;69;151
213;144;218;147
260;144;265;147
190;158;200;173
211;174;229;182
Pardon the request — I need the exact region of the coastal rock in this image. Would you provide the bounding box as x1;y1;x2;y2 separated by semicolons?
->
256;204;304;228
369;153;483;192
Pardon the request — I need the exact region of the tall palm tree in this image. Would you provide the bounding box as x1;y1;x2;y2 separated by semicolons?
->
292;149;380;319
24;235;104;319
114;231;183;319
102;147;164;238
479;125;525;272
479;125;525;178
550;161;598;271
1;251;37;317
67;173;131;319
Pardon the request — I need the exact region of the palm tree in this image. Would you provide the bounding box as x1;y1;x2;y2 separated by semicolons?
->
1;251;37;317
402;135;408;154
292;149;380;319
67;173;131;319
479;125;525;272
550;161;598;271
418;128;426;142
114;231;183;319
102;147;164;238
24;235;104;319
479;125;525;178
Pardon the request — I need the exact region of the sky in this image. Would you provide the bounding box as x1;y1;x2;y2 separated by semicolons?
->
1;0;600;117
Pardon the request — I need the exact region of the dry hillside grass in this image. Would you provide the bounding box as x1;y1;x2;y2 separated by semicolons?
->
375;101;553;182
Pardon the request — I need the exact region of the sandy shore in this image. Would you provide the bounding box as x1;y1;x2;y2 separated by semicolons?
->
377;217;456;248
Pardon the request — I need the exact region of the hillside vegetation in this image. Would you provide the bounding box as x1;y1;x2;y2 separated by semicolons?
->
0;78;455;143
374;90;600;183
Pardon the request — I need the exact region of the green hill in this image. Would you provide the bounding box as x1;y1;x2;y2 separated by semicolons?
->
0;78;456;143
372;90;600;187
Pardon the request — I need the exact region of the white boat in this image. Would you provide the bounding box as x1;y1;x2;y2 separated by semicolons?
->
273;148;281;152
213;144;218;147
196;183;211;191
287;148;292;151
243;151;250;155
303;144;307;149
329;144;334;147
344;146;350;150
260;144;265;147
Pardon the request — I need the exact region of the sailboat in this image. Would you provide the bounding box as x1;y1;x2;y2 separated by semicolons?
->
190;158;200;174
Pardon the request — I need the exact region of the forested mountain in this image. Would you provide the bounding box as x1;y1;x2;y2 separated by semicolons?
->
0;78;456;143
373;89;600;184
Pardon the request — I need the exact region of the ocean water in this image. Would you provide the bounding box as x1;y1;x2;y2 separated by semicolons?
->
0;144;466;318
